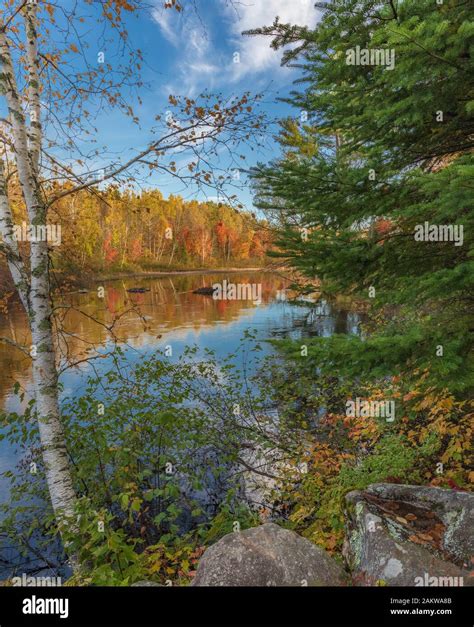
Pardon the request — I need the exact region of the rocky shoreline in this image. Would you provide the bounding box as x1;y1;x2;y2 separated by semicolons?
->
187;484;473;587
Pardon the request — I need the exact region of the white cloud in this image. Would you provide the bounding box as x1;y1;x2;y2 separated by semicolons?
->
152;6;220;96
152;6;180;46
151;0;319;95
220;0;318;81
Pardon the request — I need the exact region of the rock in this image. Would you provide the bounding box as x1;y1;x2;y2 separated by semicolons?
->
345;483;473;586
191;523;347;586
192;286;216;295
365;483;473;564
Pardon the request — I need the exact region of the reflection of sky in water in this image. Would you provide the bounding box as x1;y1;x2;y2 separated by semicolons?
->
59;299;362;402
59;300;315;400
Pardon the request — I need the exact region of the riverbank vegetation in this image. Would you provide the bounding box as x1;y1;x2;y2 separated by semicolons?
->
0;343;289;585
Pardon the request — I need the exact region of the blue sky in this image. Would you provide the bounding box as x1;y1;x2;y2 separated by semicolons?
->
93;0;320;211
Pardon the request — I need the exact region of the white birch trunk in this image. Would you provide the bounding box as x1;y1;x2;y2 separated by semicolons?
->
25;5;42;175
0;16;78;547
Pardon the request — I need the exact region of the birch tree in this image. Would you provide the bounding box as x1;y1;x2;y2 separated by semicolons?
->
0;0;263;564
0;0;78;535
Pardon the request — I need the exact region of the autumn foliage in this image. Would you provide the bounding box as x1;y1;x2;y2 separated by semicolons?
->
45;187;271;274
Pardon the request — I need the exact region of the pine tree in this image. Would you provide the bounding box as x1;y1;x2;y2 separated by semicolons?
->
250;0;473;394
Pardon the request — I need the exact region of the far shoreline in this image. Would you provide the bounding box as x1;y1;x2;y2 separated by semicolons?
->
90;267;272;283
0;266;281;300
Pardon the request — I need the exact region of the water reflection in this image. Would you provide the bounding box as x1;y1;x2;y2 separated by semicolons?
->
0;272;361;408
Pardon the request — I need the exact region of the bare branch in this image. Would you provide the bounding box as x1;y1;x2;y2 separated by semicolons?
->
0;335;31;357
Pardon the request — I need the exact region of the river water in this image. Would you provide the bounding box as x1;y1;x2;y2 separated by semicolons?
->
0;270;362;400
0;270;362;575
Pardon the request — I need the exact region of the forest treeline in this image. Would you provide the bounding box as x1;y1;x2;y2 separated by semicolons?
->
1;186;271;285
57;189;271;273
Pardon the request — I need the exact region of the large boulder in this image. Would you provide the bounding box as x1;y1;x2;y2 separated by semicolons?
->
192;523;347;586
344;483;473;586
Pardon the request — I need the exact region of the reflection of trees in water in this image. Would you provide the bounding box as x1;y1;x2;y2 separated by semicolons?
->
0;279;363;405
0;273;288;405
306;300;363;337
271;300;363;340
0;306;33;407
